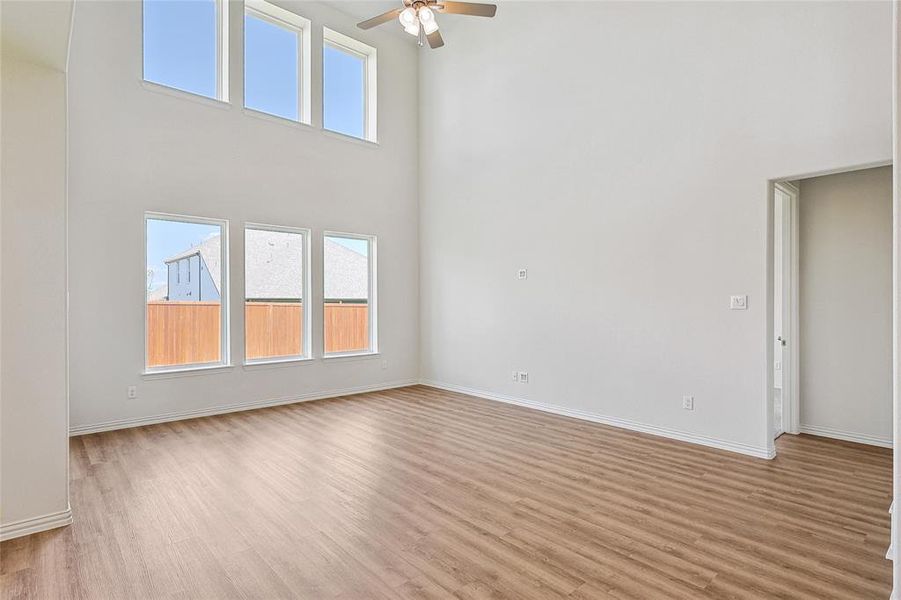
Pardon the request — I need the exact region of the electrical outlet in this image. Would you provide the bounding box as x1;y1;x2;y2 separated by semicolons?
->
512;371;519;382
517;268;528;280
381;359;388;370
518;371;529;384
682;395;694;410
127;385;137;400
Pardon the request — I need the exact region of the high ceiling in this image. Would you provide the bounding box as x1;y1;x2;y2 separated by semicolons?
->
331;1;400;22
0;0;405;74
1;0;74;71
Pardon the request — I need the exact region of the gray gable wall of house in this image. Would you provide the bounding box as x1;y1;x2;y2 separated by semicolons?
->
166;235;222;301
166;252;220;302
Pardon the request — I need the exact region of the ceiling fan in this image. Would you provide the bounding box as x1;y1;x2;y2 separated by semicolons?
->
357;1;497;49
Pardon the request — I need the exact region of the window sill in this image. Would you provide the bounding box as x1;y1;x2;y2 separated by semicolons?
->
322;128;379;148
243;107;313;130
322;351;380;362
142;364;234;379
141;80;231;110
243;357;314;370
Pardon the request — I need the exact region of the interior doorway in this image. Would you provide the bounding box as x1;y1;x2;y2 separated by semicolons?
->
771;164;893;447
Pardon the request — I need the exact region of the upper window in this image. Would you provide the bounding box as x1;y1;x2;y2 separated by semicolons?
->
323;28;377;142
142;0;228;100
145;213;229;371
244;1;311;123
323;233;377;356
244;225;310;363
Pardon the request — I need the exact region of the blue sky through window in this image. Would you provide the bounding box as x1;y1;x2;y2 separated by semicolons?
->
323;44;365;139
146;219;221;293
245;13;299;120
327;236;369;256
143;0;218;98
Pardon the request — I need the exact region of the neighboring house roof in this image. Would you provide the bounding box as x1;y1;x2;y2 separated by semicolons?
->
147;284;168;301
162;234;368;301
244;229;303;300
324;237;368;300
165;235;221;295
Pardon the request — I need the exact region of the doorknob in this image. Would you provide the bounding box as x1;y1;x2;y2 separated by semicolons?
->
777;336;786;346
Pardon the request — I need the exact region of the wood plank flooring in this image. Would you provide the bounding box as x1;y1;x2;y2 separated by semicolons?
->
0;385;892;599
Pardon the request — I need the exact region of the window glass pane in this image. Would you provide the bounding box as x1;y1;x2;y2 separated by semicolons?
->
143;0;218;98
323;44;365;139
245;228;305;360
146;218;223;367
324;235;370;353
245;12;299;120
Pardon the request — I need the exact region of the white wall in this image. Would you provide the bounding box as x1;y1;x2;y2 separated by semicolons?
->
418;1;893;457
798;166;892;445
67;1;419;430
0;52;71;536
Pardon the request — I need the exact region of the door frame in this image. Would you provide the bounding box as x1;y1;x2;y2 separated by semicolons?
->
765;160;891;458
774;181;800;437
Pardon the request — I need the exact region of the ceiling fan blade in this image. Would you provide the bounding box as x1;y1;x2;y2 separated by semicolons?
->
427;30;445;49
433;1;496;17
357;8;402;30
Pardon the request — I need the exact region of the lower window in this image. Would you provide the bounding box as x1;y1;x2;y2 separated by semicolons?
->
244;225;309;362
323;232;376;355
145;213;229;370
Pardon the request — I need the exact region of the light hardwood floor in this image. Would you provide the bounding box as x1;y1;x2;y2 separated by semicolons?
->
0;385;892;599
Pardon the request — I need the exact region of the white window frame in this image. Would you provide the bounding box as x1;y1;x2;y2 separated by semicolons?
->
144;212;231;374
243;223;312;365
141;0;230;102
323;231;378;358
244;0;312;124
322;28;377;143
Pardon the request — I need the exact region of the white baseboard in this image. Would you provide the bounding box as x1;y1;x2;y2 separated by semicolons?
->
800;424;892;448
69;379;419;436
420;380;775;460
0;507;73;542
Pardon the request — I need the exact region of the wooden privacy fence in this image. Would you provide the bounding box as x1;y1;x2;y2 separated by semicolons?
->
146;301;221;367
146;301;368;367
244;302;304;359
324;303;368;354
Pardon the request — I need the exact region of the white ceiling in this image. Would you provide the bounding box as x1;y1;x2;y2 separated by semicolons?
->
0;0;401;72
330;1;401;21
1;0;74;71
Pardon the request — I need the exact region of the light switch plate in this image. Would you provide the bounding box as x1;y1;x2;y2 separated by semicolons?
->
730;295;748;310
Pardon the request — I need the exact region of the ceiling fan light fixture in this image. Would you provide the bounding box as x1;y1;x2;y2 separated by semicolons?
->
418;6;438;33
399;7;417;27
358;0;496;49
420;16;439;34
